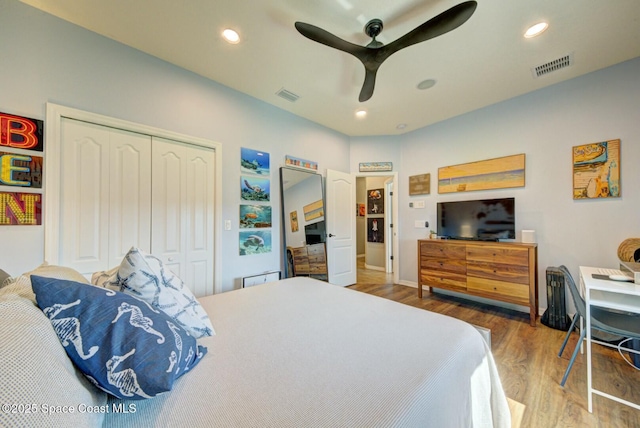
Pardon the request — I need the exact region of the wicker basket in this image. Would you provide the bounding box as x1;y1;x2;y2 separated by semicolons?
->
618;238;640;262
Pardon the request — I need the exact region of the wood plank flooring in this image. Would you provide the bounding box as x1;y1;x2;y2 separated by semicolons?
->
349;261;640;427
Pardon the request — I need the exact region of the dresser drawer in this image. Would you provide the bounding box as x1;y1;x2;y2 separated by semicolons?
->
466;245;529;266
467;261;529;285
421;271;467;292
467;277;529;306
420;242;466;259
307;243;326;256
421;258;467;275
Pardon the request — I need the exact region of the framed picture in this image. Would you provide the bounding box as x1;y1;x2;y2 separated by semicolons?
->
241;147;270;176
239;230;272;256
303;199;324;222
357;203;366;217
285;155;318;171
239;205;272;228
438;154;525;194
359;162;392;172
409;173;430;196
290;210;299;232
572;139;620;199
241;176;270;201
367;217;384;243
367;188;384;214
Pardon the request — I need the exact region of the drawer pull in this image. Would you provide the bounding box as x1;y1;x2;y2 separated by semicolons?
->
494;287;497;290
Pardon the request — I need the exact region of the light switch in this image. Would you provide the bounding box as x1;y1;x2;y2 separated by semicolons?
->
414;200;425;209
224;220;231;231
415;220;424;228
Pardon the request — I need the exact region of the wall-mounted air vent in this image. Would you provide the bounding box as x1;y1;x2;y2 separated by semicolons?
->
531;53;573;78
275;88;300;102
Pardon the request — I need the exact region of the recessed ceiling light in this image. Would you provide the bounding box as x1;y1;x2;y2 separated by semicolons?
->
524;22;548;38
222;28;240;44
417;79;437;90
355;109;367;119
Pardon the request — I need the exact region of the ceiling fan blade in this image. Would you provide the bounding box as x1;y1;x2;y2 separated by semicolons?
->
295;22;368;58
358;68;378;102
384;1;477;56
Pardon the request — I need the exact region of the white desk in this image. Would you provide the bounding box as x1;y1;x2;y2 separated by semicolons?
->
579;266;640;413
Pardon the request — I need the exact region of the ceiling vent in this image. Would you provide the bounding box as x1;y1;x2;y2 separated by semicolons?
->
532;53;573;78
275;88;300;102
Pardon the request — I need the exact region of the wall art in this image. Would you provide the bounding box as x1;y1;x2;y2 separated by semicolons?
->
0;151;43;188
240;147;270;176
290;210;299;232
0;191;42;225
241;176;270;201
239;205;272;228
438;154;525;194
303;199;324;222
239;230;272;256
359;162;392;172
409;173;430;195
0;111;44;152
367;188;384;214
572;139;620;199
367;217;384;243
285;155;318;171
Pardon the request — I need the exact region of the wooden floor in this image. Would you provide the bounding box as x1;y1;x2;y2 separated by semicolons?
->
350;261;640;428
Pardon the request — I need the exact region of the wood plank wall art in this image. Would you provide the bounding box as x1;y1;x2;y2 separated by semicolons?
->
572;139;620;199
438;154;525;194
409;173;430;195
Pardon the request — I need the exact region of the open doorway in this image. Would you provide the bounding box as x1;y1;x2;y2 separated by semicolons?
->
355;173;399;284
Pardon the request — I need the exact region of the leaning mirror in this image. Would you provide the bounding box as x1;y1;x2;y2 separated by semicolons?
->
280;167;327;280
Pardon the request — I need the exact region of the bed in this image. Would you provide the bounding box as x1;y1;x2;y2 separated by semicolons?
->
0;264;510;427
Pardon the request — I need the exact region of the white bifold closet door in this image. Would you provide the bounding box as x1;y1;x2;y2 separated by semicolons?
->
58;119;215;296
60;118;152;274
151;137;215;297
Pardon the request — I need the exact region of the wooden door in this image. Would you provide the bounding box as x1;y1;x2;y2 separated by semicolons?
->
326;169;356;286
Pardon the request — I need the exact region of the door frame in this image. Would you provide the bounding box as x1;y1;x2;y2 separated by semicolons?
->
356;171;399;285
44;103;223;293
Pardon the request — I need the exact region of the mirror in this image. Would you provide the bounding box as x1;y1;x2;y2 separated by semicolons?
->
280;167;327;279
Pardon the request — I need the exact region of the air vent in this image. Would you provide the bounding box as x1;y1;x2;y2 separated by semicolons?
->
532;53;573;78
275;88;300;102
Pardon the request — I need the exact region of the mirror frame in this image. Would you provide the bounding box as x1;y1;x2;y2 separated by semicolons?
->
279;167;325;278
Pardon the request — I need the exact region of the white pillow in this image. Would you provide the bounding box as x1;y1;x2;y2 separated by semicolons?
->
0;292;107;427
92;247;215;338
1;262;90;304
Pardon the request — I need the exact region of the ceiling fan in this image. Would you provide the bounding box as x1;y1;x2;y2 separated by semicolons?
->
295;1;477;102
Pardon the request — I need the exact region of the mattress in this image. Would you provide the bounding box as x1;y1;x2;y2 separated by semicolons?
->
104;277;510;427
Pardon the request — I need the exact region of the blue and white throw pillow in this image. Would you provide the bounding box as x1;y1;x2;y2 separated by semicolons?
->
31;275;207;400
92;247;214;338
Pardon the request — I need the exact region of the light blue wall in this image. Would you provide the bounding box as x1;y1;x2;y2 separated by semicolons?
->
366;58;640;310
3;1;639;309
0;1;350;290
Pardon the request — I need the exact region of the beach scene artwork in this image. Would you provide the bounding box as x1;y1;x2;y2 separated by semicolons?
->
239;205;272;228
438;154;525;194
239;230;272;255
241;176;270;201
573;139;620;199
241;147;270;175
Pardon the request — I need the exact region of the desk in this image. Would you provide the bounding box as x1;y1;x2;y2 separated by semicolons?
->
580;266;640;413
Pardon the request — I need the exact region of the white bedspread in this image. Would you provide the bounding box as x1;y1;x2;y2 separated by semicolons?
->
104;277;510;427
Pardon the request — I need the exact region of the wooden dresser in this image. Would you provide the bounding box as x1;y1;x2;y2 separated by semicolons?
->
291;243;327;276
418;239;538;326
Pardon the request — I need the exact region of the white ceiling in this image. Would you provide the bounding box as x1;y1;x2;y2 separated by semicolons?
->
21;0;640;137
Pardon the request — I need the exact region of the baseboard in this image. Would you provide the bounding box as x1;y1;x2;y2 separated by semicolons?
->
364;263;385;272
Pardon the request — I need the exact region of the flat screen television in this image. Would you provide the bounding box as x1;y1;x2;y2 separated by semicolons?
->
305;220;326;245
437;198;515;241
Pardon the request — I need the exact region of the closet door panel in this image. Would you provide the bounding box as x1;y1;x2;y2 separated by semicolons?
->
185;147;215;297
60;118;110;274
151;138;187;280
108;129;152;268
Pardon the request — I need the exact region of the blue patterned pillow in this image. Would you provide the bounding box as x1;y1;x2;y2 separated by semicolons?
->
92;247;215;339
31;275;207;400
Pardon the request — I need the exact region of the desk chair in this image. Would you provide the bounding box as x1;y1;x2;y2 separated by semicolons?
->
555;265;640;386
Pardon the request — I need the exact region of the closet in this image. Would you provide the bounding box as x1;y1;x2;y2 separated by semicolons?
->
53;117;215;296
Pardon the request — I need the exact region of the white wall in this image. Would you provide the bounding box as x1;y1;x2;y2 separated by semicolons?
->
353;58;640;311
0;1;350;291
